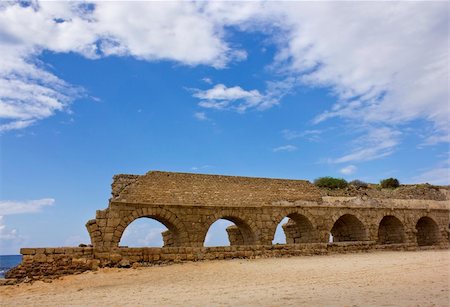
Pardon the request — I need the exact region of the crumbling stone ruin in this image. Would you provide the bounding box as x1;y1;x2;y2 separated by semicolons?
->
6;171;450;281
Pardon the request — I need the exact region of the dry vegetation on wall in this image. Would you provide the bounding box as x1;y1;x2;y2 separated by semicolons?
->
380;178;400;189
349;180;368;188
313;177;348;189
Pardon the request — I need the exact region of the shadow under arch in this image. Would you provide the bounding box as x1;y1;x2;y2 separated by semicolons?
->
112;208;188;247
416;216;440;246
330;214;368;242
378;215;406;244
272;213;318;244
202;215;257;246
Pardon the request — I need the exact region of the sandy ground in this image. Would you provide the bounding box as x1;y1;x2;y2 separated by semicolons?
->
0;250;449;307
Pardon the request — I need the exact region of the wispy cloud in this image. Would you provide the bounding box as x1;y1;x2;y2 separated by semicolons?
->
193;78;296;113
121;223;166;247
269;2;448;148
202;77;213;84
272;145;297;153
193;84;264;112
0;198;55;215
0;216;22;241
329;127;400;164
193;111;209;121
191;165;213;171
0;198;54;253
281;129;322;142
1;1;447;150
204;219;234;246
339;165;357;175
412;156;450;185
0;1;245;132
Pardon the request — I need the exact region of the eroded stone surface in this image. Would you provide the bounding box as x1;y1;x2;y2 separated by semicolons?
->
6;171;450;281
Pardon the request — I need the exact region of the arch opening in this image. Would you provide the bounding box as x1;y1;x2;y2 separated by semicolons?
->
272;213;317;244
416;217;440;246
119;216;180;247
378;215;405;244
330;214;368;242
204;217;256;247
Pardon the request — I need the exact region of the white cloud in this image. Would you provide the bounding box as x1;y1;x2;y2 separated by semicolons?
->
1;1;448;153
0;198;54;254
281;129;322;142
0;198;55;215
194;83;263;112
413;167;450;186
193;111;209;121
204;219;233;246
121;221;166;247
267;2;448;146
273;145;297;153
330;127;401;164
191;165;213;171
194;78;296;112
0;217;27;254
0;1;243;132
202;77;213;84
340;165;357;175
0;120;35;132
412;156;450;185
92;2;241;67
0;216;22;241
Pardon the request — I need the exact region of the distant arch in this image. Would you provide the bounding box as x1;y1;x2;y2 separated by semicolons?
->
119;218;168;247
272;213;318;244
112;208;188;247
416;216;440;246
202;215;257;246
378;215;405;244
330;214;368;242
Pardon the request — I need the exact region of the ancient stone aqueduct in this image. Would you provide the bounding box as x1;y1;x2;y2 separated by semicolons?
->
6;171;450;280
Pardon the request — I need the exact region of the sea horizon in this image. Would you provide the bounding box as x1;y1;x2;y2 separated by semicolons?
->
0;255;22;279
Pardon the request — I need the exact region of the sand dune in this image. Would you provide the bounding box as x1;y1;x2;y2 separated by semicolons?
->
0;250;449;306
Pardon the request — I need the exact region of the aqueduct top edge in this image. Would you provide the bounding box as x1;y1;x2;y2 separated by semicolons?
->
109;171;449;209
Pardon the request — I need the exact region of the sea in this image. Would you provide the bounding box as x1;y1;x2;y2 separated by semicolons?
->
0;255;22;278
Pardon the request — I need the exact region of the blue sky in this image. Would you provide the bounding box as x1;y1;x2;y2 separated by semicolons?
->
0;1;448;254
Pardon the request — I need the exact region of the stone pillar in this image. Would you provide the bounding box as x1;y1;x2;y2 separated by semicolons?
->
282;220;298;244
226;225;245;245
162;230;174;247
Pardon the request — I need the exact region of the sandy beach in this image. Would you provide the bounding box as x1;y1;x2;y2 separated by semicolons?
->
0;250;449;306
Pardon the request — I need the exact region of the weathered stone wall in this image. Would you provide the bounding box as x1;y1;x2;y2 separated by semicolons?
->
87;202;450;249
111;171;322;206
7;242;449;281
320;184;449;200
85;172;450;250
6;248;97;281
6;171;450;282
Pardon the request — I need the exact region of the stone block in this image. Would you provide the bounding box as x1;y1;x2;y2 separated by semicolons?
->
21;248;36;255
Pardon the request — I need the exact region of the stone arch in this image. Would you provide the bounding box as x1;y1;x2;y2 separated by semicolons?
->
416;216;440;246
330;214;368;242
201;213;258;246
111;208;188;247
378;215;406;244
272;212;318;244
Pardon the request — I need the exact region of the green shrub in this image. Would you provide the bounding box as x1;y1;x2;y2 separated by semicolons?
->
314;177;348;189
380;177;400;189
349;179;368;188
